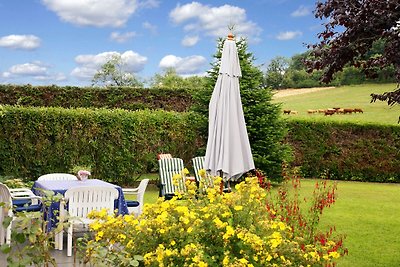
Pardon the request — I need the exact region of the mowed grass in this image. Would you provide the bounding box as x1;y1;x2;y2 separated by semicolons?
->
273;83;400;125
140;178;400;267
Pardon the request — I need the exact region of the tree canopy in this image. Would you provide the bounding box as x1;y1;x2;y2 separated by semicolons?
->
305;0;400;106
92;54;143;87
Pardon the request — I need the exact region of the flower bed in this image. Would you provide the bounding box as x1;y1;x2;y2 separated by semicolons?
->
82;175;346;266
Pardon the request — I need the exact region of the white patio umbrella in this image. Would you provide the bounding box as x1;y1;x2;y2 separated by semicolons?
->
204;33;255;183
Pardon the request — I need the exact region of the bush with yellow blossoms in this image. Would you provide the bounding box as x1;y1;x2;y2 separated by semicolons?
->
81;173;345;266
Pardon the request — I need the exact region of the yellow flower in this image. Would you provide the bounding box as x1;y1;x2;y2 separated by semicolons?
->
90;221;102;231
198;169;206;177
239;258;248;264
223;225;235;240
95;231;104;241
234;205;243;211
222;256;230;266
182;168;190;175
329;251;340;259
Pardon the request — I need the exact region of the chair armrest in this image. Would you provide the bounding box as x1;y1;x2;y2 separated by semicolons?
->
122;188;139;194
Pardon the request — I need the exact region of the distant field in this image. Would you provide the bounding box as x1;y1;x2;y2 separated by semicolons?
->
273;83;400;125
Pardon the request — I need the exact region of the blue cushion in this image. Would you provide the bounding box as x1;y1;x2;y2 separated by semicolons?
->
12;199;32;207
126;200;139;207
14;204;41;212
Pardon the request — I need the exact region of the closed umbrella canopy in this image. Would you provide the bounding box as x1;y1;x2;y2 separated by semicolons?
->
204;34;255;181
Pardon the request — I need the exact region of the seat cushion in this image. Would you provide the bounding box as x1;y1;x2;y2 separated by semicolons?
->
12;199;32;207
14;204;42;212
126;200;139;207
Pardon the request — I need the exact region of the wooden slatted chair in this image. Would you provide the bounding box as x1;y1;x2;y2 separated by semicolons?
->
157;153;173;160
191;156;205;183
158;158;186;199
59;186;118;256
37;173;78;181
123;179;150;217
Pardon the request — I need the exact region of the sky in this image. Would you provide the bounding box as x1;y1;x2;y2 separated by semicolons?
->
0;0;325;86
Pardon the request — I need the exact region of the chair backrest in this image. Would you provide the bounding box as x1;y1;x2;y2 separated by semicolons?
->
38;173;78;181
0;183;12;215
136;179;150;205
157;153;173;160
0;183;13;244
64;186;118;218
192;156;205;182
158;158;186;196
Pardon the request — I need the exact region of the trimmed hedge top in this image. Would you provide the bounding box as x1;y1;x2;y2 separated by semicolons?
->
0;84;194;112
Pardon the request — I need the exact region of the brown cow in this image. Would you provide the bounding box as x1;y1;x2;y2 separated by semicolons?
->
343;108;354;114
354;108;363;113
283;109;291;115
324;110;335;116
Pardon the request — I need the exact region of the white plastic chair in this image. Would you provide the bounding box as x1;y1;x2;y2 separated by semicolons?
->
0;183;41;245
59;186;118;256
123;179;149;217
37;173;78;181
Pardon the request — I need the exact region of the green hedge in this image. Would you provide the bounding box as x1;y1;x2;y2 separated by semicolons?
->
0;84;193;112
0;105;202;184
286;120;400;182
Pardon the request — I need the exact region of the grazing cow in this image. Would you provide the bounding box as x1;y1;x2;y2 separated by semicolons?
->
283;109;291;115
307;109;317;114
290;110;298;115
324;110;335;116
318;109;325;114
354;108;364;113
337;108;345;114
343;108;354;114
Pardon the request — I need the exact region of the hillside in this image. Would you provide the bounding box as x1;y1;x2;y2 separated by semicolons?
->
272;83;400;125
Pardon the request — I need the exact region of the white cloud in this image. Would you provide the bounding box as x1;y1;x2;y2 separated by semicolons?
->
276;31;303;40
1;61;66;81
110;31;137;43
142;21;157;35
181;35;199;47
138;0;160;9
71;50;147;80
159;55;207;75
0;35;41;50
41;0;138;27
170;2;262;43
291;5;311;17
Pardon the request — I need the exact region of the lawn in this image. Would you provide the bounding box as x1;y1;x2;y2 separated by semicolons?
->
273;83;400;125
140;178;400;267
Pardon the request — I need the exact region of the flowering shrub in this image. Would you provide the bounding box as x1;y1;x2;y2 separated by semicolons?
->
82;174;345;266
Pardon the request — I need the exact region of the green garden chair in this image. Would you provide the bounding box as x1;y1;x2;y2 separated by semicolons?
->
192;156;205;183
158;158;186;200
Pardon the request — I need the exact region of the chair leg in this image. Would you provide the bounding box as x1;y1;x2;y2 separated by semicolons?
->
0;226;4;245
5;223;11;245
67;225;73;257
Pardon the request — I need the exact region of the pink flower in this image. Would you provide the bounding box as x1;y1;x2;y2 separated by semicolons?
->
78;170;91;180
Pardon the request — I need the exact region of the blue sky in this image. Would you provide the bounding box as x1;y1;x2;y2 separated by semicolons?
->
0;0;324;86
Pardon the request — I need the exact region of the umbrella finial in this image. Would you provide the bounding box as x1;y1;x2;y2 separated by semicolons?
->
227;32;234;40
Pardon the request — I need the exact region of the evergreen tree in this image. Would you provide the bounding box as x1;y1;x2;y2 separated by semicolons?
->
192;37;290;181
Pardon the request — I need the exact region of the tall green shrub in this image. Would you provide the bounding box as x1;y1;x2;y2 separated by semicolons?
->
0;105;201;183
286;120;400;182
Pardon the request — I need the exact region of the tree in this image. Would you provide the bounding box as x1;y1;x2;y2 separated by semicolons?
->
92;54;143;87
264;56;290;89
149;68;207;91
192;37;290;181
305;0;400;107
